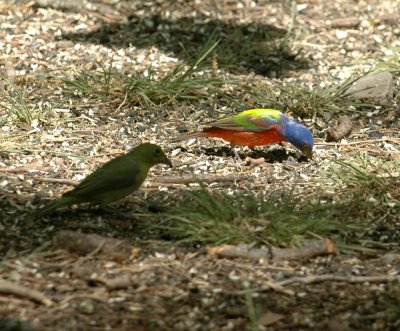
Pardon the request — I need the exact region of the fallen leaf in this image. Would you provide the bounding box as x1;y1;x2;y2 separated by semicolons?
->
258;311;284;326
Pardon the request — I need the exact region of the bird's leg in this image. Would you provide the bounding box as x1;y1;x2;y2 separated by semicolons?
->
97;205;135;219
232;146;243;163
239;147;264;167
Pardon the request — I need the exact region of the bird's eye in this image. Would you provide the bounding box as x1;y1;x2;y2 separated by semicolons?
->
155;148;161;155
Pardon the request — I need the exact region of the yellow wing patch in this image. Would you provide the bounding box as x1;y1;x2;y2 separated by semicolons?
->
241;109;282;119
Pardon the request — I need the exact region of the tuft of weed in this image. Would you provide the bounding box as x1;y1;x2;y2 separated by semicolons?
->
325;154;400;246
63;40;227;108
0;77;60;128
214;1;307;76
250;74;374;119
145;186;366;249
330;155;400;216
0;78;34;126
244;281;260;331
126;40;224;106
373;46;400;75
63;60;118;101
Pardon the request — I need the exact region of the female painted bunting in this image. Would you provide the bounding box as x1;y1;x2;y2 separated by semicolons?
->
173;108;314;159
34;143;172;217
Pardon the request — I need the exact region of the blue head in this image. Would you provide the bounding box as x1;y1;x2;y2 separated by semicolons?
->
283;118;314;158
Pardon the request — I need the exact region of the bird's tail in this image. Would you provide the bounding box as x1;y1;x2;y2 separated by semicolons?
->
33;196;77;218
170;132;207;143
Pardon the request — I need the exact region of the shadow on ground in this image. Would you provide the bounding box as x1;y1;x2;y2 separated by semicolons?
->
188;145;307;162
62;12;309;76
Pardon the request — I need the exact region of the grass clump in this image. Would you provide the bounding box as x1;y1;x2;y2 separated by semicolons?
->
250;75;373;119
125;39;223;106
374;46;400;75
244;281;261;331
149;186;365;248
0;78;59;128
212;1;307;76
330;155;400;216
63;61;117;102
325;154;400;246
63;40;226;108
0;79;35;126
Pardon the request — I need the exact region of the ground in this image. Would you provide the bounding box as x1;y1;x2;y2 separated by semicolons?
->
0;0;400;330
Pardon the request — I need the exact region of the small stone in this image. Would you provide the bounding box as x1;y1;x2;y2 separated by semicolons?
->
391;152;400;161
346;71;394;103
335;30;348;39
0;318;36;331
380;253;400;264
171;148;181;157
56;40;74;49
79;299;95;314
330;17;360;28
0;180;9;188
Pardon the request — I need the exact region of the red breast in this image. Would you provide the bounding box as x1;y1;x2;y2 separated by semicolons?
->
201;127;287;147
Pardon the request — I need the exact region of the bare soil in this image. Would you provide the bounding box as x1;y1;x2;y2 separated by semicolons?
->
1;1;400;330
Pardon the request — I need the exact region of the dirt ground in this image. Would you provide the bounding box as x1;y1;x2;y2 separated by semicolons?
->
1;1;400;330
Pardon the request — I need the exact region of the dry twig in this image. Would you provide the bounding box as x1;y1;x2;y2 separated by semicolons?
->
33;0;122;18
326;115;353;142
208;239;336;261
245;156;265;166
0;163;52;173
0;279;53;306
235;273;400;297
149;173;239;185
60;292;108;305
315;137;400;146
37;173;240;188
93;274;133;290
236;280;295;296
53;230;139;263
38;177;79;186
277;274;400;286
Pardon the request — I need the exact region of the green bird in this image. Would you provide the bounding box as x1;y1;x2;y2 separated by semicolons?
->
34;143;172;217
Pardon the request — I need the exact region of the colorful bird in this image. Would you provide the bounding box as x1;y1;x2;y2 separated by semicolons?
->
34;143;172;217
173;108;314;160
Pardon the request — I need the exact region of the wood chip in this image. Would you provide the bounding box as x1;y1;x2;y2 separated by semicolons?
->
53;230;139;263
208;239;336;261
326;115;353;142
0;279;53;306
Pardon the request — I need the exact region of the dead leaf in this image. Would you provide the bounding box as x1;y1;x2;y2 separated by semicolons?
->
258;311;284;326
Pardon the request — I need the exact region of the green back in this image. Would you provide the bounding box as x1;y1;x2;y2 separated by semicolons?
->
212;108;284;131
64;152;149;202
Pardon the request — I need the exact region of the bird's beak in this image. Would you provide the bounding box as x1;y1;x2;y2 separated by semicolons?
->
163;156;173;167
302;146;313;159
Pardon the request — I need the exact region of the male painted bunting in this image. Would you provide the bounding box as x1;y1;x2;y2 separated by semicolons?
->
173;108;314;159
34;143;172;217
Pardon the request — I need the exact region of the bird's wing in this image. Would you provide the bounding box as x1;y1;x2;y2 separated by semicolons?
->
64;156;147;199
211;109;285;132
